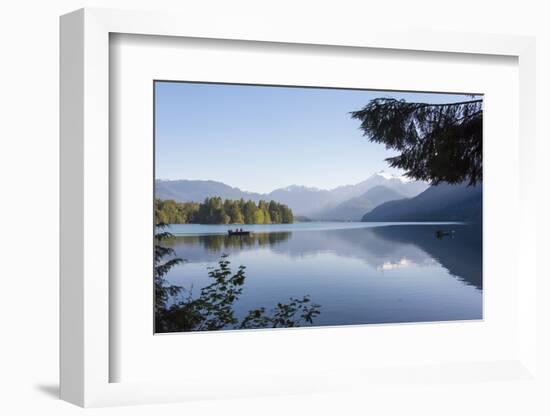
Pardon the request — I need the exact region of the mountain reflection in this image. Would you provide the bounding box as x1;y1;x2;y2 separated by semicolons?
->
370;224;482;289
169;224;482;290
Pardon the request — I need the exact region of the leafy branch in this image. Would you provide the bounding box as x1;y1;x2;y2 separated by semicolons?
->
154;226;321;333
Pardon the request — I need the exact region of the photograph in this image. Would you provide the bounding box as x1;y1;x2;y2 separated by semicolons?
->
153;81;483;333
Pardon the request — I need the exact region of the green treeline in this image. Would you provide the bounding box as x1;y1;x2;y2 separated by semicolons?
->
155;197;294;224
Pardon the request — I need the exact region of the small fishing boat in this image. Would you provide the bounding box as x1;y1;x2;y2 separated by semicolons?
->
435;229;455;239
228;229;251;236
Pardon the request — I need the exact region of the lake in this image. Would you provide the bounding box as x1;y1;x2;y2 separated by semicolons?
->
162;222;482;329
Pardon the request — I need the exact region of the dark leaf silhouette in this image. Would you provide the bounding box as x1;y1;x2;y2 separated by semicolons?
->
154;225;321;332
351;98;483;185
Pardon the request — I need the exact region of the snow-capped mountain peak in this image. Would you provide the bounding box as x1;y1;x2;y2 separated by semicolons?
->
280;184;322;192
375;170;412;183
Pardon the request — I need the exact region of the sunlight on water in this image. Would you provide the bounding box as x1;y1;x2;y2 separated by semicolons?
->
163;222;482;327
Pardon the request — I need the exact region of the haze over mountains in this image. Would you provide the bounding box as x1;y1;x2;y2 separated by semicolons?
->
155;171;429;220
156;172;483;222
315;185;406;221
362;182;482;223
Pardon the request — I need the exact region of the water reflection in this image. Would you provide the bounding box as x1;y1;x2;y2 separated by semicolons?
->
167;231;291;252
165;223;482;326
169;224;481;290
371;225;482;289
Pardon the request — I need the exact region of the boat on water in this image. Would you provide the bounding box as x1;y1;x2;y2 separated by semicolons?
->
435;229;455;239
228;229;251;236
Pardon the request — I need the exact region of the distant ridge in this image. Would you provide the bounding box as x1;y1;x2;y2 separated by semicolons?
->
312;185;406;221
155;179;263;203
155;172;429;218
362;182;482;222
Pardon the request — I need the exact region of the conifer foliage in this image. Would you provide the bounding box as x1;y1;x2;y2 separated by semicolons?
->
154;226;320;332
351;98;483;185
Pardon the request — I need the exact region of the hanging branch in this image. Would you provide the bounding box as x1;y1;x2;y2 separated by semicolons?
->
350;98;483;185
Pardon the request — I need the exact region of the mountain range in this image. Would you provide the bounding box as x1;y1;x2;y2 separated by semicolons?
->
155;171;429;219
312;185;406;221
361;182;482;223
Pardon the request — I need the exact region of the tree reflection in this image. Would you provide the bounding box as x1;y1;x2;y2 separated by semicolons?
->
154;225;320;333
173;231;291;252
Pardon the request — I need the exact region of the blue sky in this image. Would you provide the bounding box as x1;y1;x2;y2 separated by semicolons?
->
155;82;479;193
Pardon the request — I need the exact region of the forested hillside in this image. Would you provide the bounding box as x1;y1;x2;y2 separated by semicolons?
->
155;173;427;219
155;197;293;224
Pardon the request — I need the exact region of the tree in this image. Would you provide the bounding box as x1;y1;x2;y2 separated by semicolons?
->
153;226;321;332
350;98;483;185
223;199;243;224
154;223;185;319
242;200;258;224
280;205;294;224
258;200;272;224
268;200;282;223
232;207;245;224
253;208;265;224
155;197;293;224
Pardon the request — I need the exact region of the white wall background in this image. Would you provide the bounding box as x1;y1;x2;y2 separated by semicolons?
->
0;1;548;414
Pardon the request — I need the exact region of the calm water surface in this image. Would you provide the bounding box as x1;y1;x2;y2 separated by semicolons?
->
164;222;482;327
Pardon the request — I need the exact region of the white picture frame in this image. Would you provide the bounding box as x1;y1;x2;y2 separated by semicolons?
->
60;7;538;407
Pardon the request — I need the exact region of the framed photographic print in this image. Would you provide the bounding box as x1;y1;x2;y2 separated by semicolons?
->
152;81;483;334
60;8;538;408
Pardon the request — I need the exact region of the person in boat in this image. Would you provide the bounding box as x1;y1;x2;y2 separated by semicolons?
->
435;229;455;239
